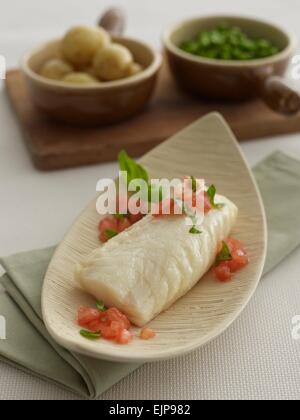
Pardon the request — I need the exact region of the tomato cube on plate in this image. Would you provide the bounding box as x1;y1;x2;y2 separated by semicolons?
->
78;306;101;327
214;262;232;282
116;329;133;344
140;327;156;340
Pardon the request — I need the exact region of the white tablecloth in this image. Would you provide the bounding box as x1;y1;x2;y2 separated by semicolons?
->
0;0;300;400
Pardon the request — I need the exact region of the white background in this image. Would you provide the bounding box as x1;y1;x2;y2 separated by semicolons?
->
0;0;300;400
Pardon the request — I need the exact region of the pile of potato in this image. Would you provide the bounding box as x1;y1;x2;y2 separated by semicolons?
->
39;26;143;85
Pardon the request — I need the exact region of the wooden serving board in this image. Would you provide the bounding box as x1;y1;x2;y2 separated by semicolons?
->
6;66;300;171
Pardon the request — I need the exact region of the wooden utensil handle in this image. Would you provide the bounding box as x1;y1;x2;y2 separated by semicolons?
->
261;76;300;115
98;8;126;36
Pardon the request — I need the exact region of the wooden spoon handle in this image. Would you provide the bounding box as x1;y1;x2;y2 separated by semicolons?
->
98;8;126;37
260;75;300;115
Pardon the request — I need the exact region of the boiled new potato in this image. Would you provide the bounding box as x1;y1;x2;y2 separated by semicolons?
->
126;62;143;77
63;72;99;85
92;44;133;81
62;26;110;68
40;58;73;81
85;66;99;79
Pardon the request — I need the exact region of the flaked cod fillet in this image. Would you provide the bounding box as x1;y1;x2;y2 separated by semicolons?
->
75;193;238;327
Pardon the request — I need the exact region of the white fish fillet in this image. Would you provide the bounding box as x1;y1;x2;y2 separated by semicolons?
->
75;193;238;327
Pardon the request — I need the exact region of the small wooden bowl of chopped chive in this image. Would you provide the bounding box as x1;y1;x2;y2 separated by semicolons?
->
163;16;300;115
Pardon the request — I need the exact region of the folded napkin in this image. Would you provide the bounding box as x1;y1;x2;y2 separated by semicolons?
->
1;151;300;399
254;152;300;274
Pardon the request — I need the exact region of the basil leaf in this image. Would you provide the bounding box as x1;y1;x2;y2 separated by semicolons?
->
216;241;232;264
114;213;126;221
96;301;107;312
189;226;202;234
80;330;101;340
191;176;197;193
118;150;149;186
207;185;224;209
105;229;118;239
148;184;164;203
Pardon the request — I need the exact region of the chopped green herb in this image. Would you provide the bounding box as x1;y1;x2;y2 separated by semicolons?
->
180;24;280;61
96;301;107;312
189;226;202;234
191;176;197;193
216;241;232;265
118;150;149;186
80;330;101;340
118;150;164;204
105;229;118;239
207;185;224;209
114;213;126;221
148;184;164;203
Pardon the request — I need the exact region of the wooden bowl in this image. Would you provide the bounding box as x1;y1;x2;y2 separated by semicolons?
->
163;16;300;115
21;29;161;126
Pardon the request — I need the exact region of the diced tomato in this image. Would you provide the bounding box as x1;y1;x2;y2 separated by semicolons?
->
100;321;122;339
110;321;123;334
214;237;249;282
228;249;249;272
98;216;118;243
214;262;232;282
87;320;103;333
106;307;131;330
225;237;248;273
78;304;132;345
116;329;133;344
140;327;156;340
225;237;246;254
78;306;101;327
99;324;115;339
98;215;132;243
99;231;107;243
128;212;144;224
98;216;118;233
118;217;131;233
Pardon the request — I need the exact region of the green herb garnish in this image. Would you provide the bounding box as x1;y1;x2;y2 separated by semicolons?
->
216;241;232;265
80;330;101;340
105;229;118;239
189;226;202;234
180;25;280;61
191;176;197;193
148;184;164;203
114;213;126;221
207;185;224;209
118;150;149;186
96;301;107;312
118;150;163;204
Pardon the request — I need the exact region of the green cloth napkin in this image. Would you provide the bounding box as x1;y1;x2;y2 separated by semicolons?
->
1;151;300;399
254;152;300;274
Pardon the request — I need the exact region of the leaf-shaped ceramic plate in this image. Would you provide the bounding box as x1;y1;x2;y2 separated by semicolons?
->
42;113;267;362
